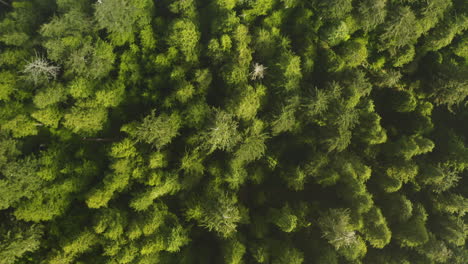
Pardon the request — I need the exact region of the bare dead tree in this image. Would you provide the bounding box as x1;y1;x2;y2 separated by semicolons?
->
250;63;267;81
22;53;60;85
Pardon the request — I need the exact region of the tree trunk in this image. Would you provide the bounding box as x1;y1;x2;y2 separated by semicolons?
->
82;137;116;142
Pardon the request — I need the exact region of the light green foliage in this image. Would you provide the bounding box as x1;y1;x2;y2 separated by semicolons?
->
357;0;387;31
322;130;351;153
165;225;190;252
381;194;414;222
249;242;269;263
390;90;417;112
140;25;156;50
280;52;302;91
375;68;402;87
453;37;468;59
419;0;452;32
318;208;358;250
186;192;243;238
338;176;374;214
319;0;353;19
68;78;95;99
417;234;453;263
273;246;304;264
283;166;310;190
394;204;429;247
307;88;331;117
55;0;89;12
392;45;415;67
95;82;125;108
281;0;299;8
86;173;129;208
14;178;80;222
94;208;127;240
0;167;32;206
433;193;468;217
94;0;153;45
222;238;246;264
110;138;138;159
31;106;63;128
380;7;422;51
337;236;367;261
0;71;16;101
148;152;168;169
338;156;372;183
63;107;108;135
1;114;39;138
355;104;387;145
0;223;43;264
130;173;181;211
169;0;197;17
203;110;242;153
320;21;350;46
423;14;468;52
305;156;335;187
33;83;68;108
180;149;205;177
338;39;368;67
175;82;195;103
168;19;200;62
223;24;253;85
430;60;468;109
86;39;116;79
385;134;434;161
235;85;266;120
333;107;359;132
119;48;142;84
436;215;466;246
243;0;276;20
216;0;237;10
58;230;98;260
342;69;372;107
0;49;29;69
422;163;462;194
270;204;299;233
40;9;93;62
0;1;39;46
253;28;279;58
131;111;182;149
383;161;418;192
234;124;268;164
0;137;19;169
362;206;391;248
1;0;467;262
271;97;300;135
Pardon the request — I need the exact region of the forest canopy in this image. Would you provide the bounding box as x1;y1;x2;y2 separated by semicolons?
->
0;0;467;263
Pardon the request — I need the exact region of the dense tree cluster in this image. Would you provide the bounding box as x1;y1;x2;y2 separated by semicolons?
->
0;0;467;263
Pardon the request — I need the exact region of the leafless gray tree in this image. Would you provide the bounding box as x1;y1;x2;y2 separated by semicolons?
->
22;53;60;85
250;62;267;81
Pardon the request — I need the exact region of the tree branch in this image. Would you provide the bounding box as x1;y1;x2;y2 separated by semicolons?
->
0;0;10;7
82;137;116;142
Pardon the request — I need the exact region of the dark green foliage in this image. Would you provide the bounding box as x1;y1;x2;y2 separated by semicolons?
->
357;0;387;31
0;0;466;263
0;221;43;264
379;6;422;51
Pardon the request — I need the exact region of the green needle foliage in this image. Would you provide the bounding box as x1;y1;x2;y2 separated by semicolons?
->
0;0;467;263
